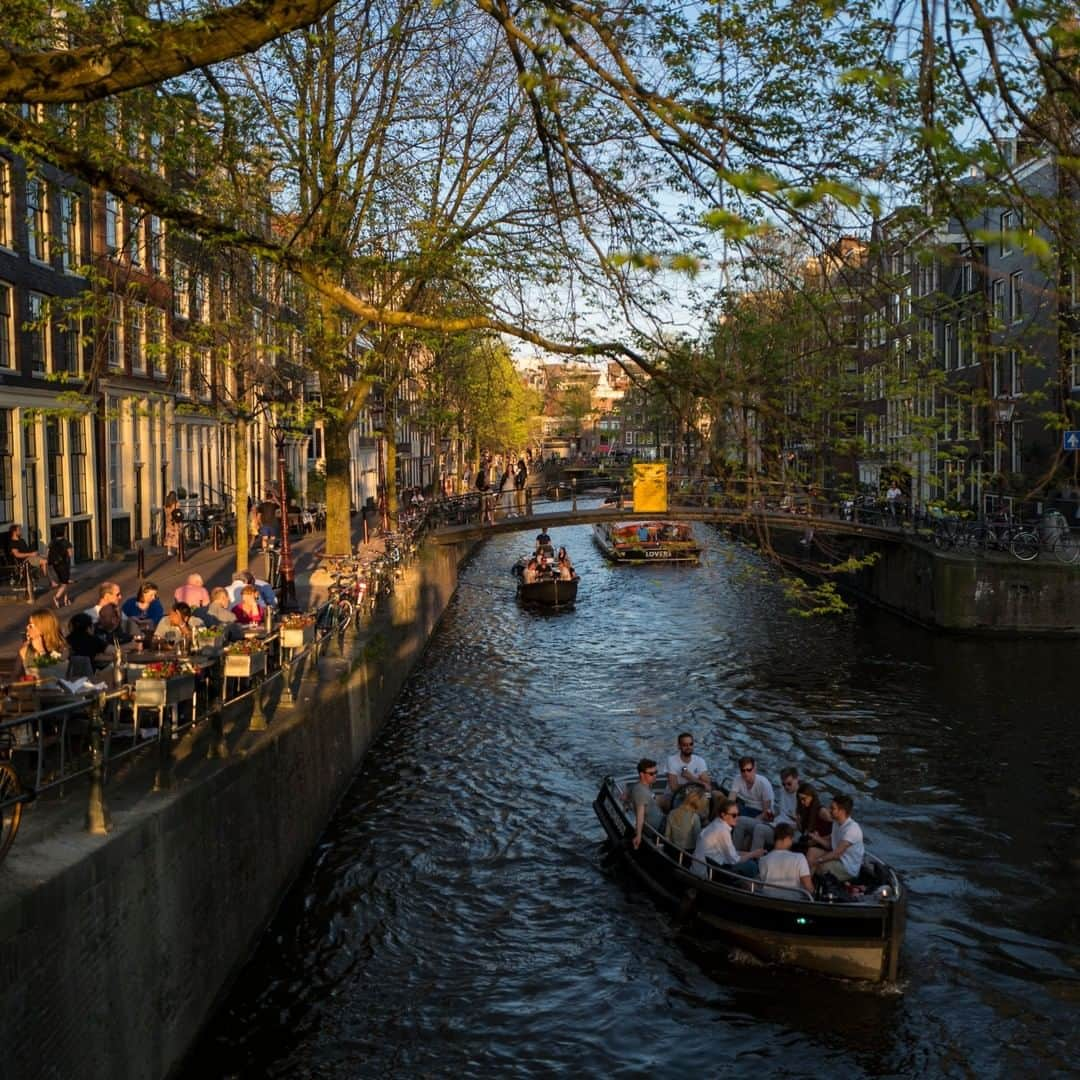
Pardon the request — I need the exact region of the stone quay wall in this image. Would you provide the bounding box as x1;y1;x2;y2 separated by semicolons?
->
0;540;474;1080
759;525;1080;634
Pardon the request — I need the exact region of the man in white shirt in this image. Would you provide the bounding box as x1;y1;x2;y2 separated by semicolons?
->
728;756;774;849
84;581;122;625
750;766;800;850
808;794;865;883
666;732;711;793
693;800;764;879
758;824;813;896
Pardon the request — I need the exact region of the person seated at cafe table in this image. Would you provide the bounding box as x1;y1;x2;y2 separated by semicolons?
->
231;584;267;626
202;587;238;628
84;581;122;625
66;611;115;666
3;523;49;578
96;601;131;645
121;581;165;631
154;600;205;647
12;607;70;679
173;572;210;608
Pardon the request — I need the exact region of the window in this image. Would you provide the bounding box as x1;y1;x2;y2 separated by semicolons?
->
1069;336;1080;390
126;208;141;266
1010;271;1023;322
59;188;81;271
108;409;123;510
192;272;205;321
943;323;955;371
27;292;49;375
46;418;64;517
147;307;166;378
1000;210;1015;256
106;296;122;370
961;260;973;293
129;302;145;373
0;159;11;248
197;347;212;400
1010;420;1023;473
174;343;191;398
0;409;12;521
147;215;162;273
58;317;80;374
992;278;1006;324
26;177;49;263
0;282;11;367
69;419;88;514
994;349;1021;397
104;193;121;256
172;260;189;319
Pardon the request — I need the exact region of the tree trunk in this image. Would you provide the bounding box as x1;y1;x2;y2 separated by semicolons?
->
384;399;398;526
324;418;353;556
234;416;249;573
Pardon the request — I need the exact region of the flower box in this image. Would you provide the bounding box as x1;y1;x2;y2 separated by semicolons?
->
195;630;225;655
133;673;197;708
224;649;266;679
30;662;68;682
280;623;315;649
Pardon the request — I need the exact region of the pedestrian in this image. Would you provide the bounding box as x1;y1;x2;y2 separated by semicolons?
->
164;491;181;555
47;532;74;607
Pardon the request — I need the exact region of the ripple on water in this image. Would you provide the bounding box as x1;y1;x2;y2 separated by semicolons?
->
181;521;1080;1078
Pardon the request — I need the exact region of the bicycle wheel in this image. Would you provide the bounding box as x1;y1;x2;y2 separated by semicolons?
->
336;599;354;634
960;524;988;552
0;762;24;864
183;521;203;547
1009;529;1039;561
1052;532;1080;564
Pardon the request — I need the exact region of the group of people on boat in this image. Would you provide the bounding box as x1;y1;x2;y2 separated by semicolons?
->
629;732;866;896
521;531;575;583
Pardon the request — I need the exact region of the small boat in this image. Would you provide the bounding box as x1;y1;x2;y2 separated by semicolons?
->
593;521;701;563
512;555;579;607
593;775;906;983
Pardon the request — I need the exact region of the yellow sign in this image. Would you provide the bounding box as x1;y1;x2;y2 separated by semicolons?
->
633;462;668;513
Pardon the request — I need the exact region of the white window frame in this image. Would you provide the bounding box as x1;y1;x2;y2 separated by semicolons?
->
129;301;146;374
26;177;49;265
1010;271;1023;323
59;188;81;272
0;159;13;250
104;193;121;257
1000;210;1015;256
27;292;49;375
0;281;12;368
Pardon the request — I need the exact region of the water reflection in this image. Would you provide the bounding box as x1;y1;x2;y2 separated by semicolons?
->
182;517;1079;1077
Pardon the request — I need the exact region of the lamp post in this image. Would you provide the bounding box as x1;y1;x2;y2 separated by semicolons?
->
275;428;296;610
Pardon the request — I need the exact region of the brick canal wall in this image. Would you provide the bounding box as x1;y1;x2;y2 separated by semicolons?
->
0;540;474;1080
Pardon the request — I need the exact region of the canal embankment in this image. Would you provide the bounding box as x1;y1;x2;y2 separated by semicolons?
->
0;538;475;1080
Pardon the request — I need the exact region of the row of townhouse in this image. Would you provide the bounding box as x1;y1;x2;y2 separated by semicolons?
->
855;148;1078;512
0;141;392;559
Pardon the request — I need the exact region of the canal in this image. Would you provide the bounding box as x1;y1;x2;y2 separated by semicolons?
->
182;520;1078;1077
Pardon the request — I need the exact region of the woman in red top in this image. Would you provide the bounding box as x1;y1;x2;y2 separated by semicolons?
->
231;585;266;625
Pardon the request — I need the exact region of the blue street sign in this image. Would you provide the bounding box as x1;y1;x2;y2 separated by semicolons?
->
1065;431;1080;451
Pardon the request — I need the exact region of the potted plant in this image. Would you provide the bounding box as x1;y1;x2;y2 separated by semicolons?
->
193;626;225;655
133;659;198;707
223;639;267;678
26;651;68;682
279;613;316;648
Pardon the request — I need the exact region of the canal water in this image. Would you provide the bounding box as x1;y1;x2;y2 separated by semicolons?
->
183;520;1079;1078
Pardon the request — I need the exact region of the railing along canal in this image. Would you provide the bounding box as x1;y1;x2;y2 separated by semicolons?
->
0;540;420;866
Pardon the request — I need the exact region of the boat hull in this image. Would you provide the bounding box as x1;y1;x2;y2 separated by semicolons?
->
517;576;579;607
593;777;904;983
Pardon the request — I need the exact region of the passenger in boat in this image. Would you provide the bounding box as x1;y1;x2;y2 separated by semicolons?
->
630;758;665;850
749;766;800;850
666;732;712;793
793;783;832;852
535;529;552;553
728;757;775;849
758;824;814;896
522;558;539;584
692;800;764;879
807;795;865;883
637;523;650;542
556;547;575;580
664;787;706;852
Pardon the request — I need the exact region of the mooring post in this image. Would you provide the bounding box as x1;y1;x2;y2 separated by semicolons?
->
85;692;111;834
249;676;268;731
572;477;578;512
152;706;174;792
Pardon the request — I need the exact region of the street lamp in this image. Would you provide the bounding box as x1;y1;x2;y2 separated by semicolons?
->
257;387;304;611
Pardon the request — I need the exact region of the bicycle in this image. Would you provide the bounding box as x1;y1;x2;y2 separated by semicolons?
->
182;518;205;548
0;758;23;863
